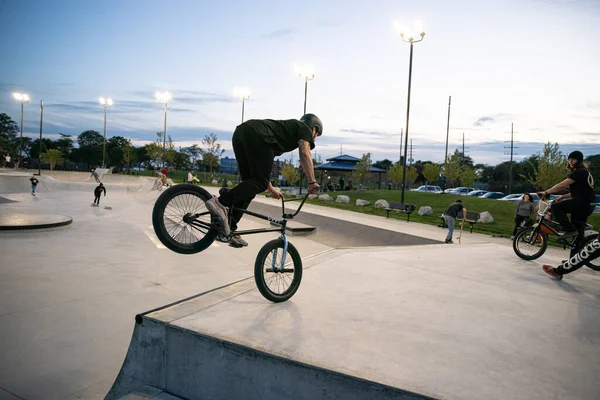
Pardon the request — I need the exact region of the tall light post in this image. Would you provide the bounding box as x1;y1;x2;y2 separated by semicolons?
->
13;92;30;168
99;97;113;168
38;100;43;175
235;87;250;123
155;91;172;168
395;19;425;203
296;64;315;114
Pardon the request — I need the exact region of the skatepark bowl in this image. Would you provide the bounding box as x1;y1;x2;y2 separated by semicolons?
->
1;168;599;400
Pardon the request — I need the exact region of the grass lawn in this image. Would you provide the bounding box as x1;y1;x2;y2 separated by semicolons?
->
300;190;600;241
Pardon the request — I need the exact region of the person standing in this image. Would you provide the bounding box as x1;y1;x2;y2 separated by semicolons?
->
511;193;535;238
93;183;106;206
442;199;466;244
339;176;345;191
30;175;39;196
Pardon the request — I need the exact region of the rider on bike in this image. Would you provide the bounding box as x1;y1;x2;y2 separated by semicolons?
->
205;114;322;248
538;151;596;280
537;151;595;239
160;167;168;185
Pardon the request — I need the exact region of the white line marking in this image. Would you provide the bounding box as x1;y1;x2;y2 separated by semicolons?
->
144;227;166;249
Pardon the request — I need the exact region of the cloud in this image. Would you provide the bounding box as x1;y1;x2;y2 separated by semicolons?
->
261;29;296;39
339;128;390;138
473;116;494;127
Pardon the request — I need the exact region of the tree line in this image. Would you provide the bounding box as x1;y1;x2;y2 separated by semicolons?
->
0;113;225;172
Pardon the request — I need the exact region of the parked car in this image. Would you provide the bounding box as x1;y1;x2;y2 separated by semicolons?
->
467;190;488;197
448;187;476;196
479;192;506;199
411;185;443;193
499;193;540;202
443;188;455;193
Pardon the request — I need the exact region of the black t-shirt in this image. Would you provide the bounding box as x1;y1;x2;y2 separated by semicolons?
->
568;168;595;202
444;202;465;218
243;119;315;156
94;186;106;196
30;177;38;185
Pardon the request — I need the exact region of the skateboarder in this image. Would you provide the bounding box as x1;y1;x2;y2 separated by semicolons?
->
91;168;101;183
93;183;106;206
30;175;39;196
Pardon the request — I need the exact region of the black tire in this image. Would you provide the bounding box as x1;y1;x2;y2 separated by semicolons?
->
254;239;302;303
152;184;217;254
156;180;163;191
513;226;548;260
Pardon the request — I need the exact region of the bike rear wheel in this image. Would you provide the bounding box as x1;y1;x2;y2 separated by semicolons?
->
152;184;217;254
513;226;548;260
254;239;302;302
156;180;163;191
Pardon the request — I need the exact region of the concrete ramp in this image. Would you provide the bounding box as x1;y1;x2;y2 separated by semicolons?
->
106;243;600;400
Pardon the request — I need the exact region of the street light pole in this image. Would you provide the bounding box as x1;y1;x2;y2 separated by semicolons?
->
444;95;451;190
297;65;315;114
38;100;43;175
396;20;425;204
99;97;113;168
13;92;30;168
155;91;172;168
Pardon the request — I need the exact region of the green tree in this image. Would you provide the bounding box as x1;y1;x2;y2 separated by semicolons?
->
122;141;135;172
444;149;462;187
281;163;300;185
388;163;404;189
182;144;201;169
75;130;103;167
41;149;63;170
373;158;393;171
146;140;163;167
525;142;567;190
405;166;418;187
352;153;372;184
460;167;476;187
199;133;225;173
0;113;19;155
423;163;441;184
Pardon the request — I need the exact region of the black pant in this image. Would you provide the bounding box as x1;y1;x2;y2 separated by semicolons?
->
218;125;275;232
551;198;593;232
512;215;531;236
557;238;600;275
94;195;101;204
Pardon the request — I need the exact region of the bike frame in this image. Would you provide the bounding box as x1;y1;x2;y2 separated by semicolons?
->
188;193;311;271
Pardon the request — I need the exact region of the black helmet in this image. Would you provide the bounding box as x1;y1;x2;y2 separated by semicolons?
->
300;113;323;136
568;150;584;164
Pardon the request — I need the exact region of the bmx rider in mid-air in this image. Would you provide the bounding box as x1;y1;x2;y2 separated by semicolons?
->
205;113;323;248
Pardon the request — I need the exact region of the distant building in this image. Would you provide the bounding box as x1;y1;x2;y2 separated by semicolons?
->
220;157;238;174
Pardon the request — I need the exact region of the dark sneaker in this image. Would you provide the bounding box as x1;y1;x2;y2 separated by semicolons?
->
205;197;230;236
542;264;563;280
444;239;454;244
229;234;248;248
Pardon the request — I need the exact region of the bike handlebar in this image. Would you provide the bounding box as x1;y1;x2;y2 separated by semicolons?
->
280;192;311;219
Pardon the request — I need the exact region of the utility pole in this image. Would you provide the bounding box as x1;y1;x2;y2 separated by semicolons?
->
399;128;403;164
462;132;465;163
444;95;451;166
409;139;413;166
38;100;43;175
504;123;518;194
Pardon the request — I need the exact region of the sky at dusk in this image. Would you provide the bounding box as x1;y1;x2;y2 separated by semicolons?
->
1;0;599;166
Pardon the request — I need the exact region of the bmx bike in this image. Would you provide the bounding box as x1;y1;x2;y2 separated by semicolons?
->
152;184;309;302
155;178;171;191
512;200;600;271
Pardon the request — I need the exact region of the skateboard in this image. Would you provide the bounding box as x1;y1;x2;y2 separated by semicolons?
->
458;220;464;243
104;206;112;210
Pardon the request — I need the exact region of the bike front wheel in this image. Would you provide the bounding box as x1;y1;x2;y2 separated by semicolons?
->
152;184;217;254
254;239;302;303
513;226;548;260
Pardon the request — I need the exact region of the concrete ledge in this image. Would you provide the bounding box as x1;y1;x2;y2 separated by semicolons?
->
0;213;73;230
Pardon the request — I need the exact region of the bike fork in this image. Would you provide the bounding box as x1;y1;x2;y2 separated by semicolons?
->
271;234;289;272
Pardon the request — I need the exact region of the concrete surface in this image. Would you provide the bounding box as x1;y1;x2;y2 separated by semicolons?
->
0;213;73;230
1;170;599;400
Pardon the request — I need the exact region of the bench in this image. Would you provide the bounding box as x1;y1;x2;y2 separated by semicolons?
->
385;202;416;222
439;211;481;233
